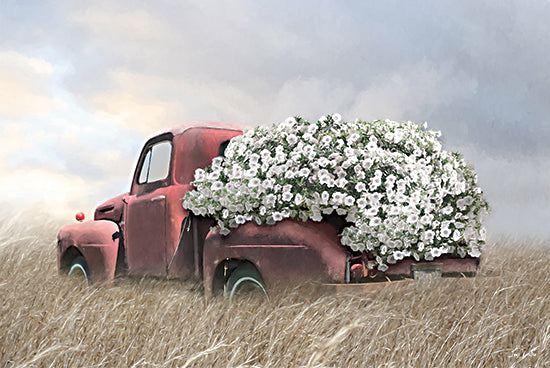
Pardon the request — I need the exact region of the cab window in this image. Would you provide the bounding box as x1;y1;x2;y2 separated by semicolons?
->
138;141;172;184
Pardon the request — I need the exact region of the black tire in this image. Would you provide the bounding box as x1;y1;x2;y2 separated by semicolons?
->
224;263;268;302
68;256;89;285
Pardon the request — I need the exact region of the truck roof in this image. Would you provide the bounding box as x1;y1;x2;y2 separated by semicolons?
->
151;121;249;138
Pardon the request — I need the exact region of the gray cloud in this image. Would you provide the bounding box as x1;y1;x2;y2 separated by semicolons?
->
48;1;549;154
1;0;549;235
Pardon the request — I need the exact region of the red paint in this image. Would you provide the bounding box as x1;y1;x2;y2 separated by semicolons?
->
202;219;348;297
57;220;119;284
56;122;480;295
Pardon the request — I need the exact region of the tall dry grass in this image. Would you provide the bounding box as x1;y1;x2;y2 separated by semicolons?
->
1;208;549;367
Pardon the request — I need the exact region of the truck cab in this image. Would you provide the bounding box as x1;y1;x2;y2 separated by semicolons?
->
58;123;241;283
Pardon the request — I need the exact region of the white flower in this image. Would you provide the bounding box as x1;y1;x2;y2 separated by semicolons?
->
310;210;323;222
453;229;461;241
319;174;333;186
286;134;298;146
282;192;293;202
284;170;295;179
263;178;274;189
355;182;367;192
393;131;404;143
479;227;487;241
362;158;373;170
264;194;277;207
298;167;311;177
468;247;481;258
440;227;452;238
331;192;345;205
420;214;433;226
344;195;355;206
275;151;286;163
431;247;442;258
244;167;258;179
235;215;246;225
285;117;297;125
347;133;360;145
335;177;348;188
248;178;261;188
369;217;381;227
318;157;330;167
212;181;224;191
365;206;378;217
366;140;378;152
307;123;318;134
369;176;382;190
356;198;367;209
272;212;283;221
294;193;304;206
194;168;206;182
387;206;400;216
231;165;243;179
393;250;405;261
321;136;332;146
407;214;419;224
423;230;435;243
321;191;330;205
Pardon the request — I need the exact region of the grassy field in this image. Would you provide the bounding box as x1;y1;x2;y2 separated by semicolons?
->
1;209;549;367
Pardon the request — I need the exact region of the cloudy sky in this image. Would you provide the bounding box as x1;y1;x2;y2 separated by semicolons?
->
1;0;549;238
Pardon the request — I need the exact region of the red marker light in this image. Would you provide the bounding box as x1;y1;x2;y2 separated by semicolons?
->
75;212;85;222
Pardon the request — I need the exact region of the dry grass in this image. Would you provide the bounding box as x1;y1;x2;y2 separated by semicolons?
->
1;209;549;367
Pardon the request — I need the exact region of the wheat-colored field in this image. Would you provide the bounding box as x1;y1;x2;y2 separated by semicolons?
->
1;209;549;368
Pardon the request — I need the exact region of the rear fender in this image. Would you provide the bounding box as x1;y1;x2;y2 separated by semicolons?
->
57;220;120;284
203;220;348;297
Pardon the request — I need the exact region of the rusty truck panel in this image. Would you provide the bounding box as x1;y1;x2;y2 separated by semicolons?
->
122;125;243;277
57;220;120;284
203;219;348;296
94;193;126;223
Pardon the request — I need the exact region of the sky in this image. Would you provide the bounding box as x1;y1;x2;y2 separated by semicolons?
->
0;0;549;238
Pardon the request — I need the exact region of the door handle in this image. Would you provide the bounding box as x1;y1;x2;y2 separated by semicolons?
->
150;195;166;202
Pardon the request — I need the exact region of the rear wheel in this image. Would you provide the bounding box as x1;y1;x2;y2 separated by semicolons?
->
224;263;268;302
68;256;89;285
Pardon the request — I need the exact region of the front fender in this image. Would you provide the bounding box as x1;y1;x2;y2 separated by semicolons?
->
57;220;120;284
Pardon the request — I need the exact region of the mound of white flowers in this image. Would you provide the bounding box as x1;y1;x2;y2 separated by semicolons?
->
183;115;489;270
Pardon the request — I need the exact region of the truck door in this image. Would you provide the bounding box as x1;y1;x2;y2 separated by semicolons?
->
124;137;173;277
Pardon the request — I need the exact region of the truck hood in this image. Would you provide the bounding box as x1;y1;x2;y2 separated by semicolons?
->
94;193;128;222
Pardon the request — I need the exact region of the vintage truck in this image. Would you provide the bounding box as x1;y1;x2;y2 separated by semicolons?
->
57;122;480;299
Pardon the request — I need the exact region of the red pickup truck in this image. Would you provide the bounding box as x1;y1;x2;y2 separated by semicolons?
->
57;122;479;299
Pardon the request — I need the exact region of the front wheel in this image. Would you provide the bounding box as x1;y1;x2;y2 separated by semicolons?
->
224;263;268;302
68;256;89;285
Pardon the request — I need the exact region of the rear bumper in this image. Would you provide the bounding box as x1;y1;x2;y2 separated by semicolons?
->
321;272;477;295
383;256;479;277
